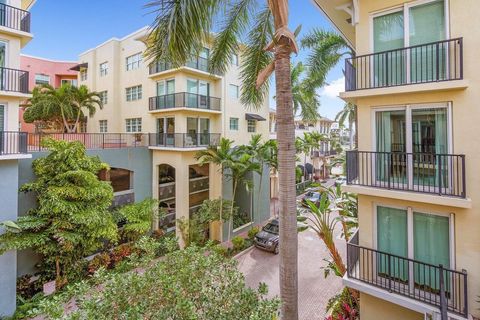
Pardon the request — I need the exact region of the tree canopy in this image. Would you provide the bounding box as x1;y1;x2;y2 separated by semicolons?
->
0;139;117;286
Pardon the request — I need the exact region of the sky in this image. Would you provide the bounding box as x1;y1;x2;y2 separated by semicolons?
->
23;0;346;120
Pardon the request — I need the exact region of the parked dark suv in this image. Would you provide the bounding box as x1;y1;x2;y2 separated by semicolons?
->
254;219;279;254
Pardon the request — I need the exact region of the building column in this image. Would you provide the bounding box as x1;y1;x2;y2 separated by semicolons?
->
0;160;20;317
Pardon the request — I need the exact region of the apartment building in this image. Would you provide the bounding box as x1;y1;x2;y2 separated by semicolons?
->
0;0;34;316
314;0;477;319
73;27;271;244
19;54;78;133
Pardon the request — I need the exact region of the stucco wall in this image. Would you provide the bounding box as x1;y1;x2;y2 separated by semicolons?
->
360;293;424;320
347;0;480;318
0;160;20;317
221;165;271;242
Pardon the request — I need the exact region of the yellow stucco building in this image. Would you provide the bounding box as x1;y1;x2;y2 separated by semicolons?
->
314;0;478;319
73;27;270;245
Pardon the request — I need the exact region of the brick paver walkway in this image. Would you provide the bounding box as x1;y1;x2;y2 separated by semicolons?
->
237;179;345;319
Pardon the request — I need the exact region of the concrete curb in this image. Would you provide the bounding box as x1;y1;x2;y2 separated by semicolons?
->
232;245;255;260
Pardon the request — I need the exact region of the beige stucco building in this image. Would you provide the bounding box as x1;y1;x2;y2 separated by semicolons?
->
314;0;478;319
73;27;270;244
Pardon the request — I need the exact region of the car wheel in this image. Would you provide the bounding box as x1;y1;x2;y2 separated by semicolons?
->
274;245;279;255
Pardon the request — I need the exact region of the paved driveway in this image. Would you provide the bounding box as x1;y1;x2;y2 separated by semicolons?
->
237;181;345;319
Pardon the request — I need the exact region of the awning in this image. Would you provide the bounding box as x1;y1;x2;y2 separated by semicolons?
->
69;63;88;71
245;113;266;121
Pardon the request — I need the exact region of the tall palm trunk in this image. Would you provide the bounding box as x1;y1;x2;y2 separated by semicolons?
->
276;37;298;320
228;179;238;241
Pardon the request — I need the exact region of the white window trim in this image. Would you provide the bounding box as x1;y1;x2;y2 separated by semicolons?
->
0;103;7;131
100;62;108;76
187;78;210;96
373;202;456;270
99;120;108;133
229;117;239;131
229;84;240;99
156;78;175;96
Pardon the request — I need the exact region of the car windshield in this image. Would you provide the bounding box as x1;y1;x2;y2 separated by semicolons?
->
263;222;279;234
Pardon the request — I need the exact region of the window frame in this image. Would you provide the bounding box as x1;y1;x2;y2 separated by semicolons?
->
126;52;142;71
99;91;108;104
99;62;108;77
34;73;50;85
229;117;239;131
247;119;256;133
99;120;108;133
126;85;142;101
229;84;240;99
125;118;142;133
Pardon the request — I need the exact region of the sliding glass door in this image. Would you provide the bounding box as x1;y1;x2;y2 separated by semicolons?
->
375;104;450;191
377;206;451;290
373;0;446;86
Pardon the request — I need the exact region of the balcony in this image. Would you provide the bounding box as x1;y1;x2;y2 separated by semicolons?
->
343;38;465;99
0;67;29;94
148;133;220;149
0;3;31;33
346;151;466;199
346;233;468;318
0;131;28;157
148;92;221;112
27;133;149;152
149;56;220;76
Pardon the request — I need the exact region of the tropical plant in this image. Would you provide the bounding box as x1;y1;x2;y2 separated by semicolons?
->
321;185;358;242
68;245;280;319
184;198;236;246
296;132;321;180
24;84;103;133
0;139;117;287
335;102;356;149
146;1;300;317
197;138;260;241
301;29;353;90
115;198;162;242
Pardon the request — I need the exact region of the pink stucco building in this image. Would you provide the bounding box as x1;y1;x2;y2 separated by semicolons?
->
19;55;78;133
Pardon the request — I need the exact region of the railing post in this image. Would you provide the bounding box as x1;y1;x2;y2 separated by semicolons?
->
436;42;440;81
461;155;466;198
388;253;392;292
102;133;105;149
438;155;442;195
463;269;468;318
459;38;464;79
439;265;448;320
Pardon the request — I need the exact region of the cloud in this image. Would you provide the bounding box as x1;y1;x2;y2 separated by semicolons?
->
319;77;345;99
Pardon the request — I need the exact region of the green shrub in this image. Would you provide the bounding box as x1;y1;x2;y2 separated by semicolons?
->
248;226;260;240
232;236;246;251
88;253;111;274
212;244;228;257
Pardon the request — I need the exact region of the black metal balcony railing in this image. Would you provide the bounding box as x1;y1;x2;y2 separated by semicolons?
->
347;234;468;317
149;133;221;148
345;38;463;91
189;176;209;194
346;151;466;198
0;67;29;93
0;3;31;33
28;133;149;152
149;92;221;111
149;56;217;75
0;131;27;155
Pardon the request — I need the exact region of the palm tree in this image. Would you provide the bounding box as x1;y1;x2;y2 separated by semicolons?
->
146;1;300;318
196;138;260;241
275;62;320;121
336;102;356;149
24;84;103;133
301;29;353;90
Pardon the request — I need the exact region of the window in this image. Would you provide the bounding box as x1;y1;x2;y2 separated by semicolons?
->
80;69;87;81
247;119;256;133
126;118;142;132
99;120;108;133
98;167;132;193
61;79;78;87
126;85;142;101
126;53;142;71
35;74;50;85
99;91;108;104
0;105;4;131
229;84;239;99
229;117;239;131
100;62;108;76
376;205;451;284
231;53;239;66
